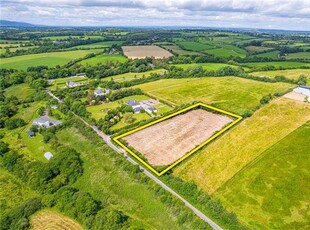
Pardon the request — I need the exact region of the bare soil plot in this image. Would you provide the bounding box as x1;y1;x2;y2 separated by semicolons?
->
124;109;233;166
31;209;83;230
283;91;306;102
122;45;173;59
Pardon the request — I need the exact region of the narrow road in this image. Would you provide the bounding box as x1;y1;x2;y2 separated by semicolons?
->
73;113;222;230
45;89;62;103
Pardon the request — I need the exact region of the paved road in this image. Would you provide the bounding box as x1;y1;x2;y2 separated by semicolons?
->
45;89;62;103
73;113;222;230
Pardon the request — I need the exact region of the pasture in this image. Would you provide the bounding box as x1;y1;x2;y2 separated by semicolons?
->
122;46;173;59
243;61;310;69
245;46;273;53
107;69;166;82
31;209;83;230
78;54;127;66
251;69;310;83
0;169;37;217
133;77;294;115
70;40;124;49
176;41;214;51
0;49;103;70
175;97;310;195
123;109;233;166
205;46;246;58
216;121;310;229
162;45;202;56
4;83;35;100
48;76;89;90
286;52;310;60
254;51;280;59
56;127;195;229
171;63;240;71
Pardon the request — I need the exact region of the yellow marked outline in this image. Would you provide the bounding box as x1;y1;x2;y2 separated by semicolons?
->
114;103;242;176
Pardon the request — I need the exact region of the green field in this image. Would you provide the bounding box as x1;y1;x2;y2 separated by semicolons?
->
107;69;166;82
0;49;103;70
216;121;310;229
286;52;310;60
56;127;198;229
48;76;89;90
70;41;124;49
162;45;202;56
205;46;246;58
4;83;35;100
86;95;150;120
251;69;310;83
243;61;310;69
254;51;280;59
171;63;240;71
133;77;294;115
245;46;273;53
41;35;103;40
176;41;214;51
78;54;127;66
0;169;37;217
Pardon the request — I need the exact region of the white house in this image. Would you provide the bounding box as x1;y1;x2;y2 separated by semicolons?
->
94;87;110;97
293;85;310;102
66;81;79;88
33;116;62;128
125;99;157;114
44;152;53;160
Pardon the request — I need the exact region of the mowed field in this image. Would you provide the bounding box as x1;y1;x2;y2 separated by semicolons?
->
175;98;310;228
243;61;310;69
133;77;294;115
30;209;83;230
78;54;127;66
123;109;233;166
107;68;166;82
216;121;310;229
251;69;310;83
122;46;173;59
4;83;35;100
0;49;103;70
172;63;241;71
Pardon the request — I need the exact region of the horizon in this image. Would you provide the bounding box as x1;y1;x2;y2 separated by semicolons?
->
1;0;310;31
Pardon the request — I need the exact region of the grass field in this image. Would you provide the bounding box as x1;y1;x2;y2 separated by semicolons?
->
30;209;83;230
251;69;310;83
175;97;310;195
215;121;310;229
133;77;294;115
171;63;240;71
254;51;280;59
78;54;127;66
41;35;103;40
0;49;103;70
4;83;35;100
205;47;246;58
243;61;310;69
286;52;310;60
107;69;166;82
245;46;273;53
48;76;89;90
70;41;124;49
0;169;37;217
56;127;196;229
86;95;150;120
176;41;214;51
162;45;202;55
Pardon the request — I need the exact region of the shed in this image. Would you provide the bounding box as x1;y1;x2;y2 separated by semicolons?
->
44;152;53;160
27;131;35;138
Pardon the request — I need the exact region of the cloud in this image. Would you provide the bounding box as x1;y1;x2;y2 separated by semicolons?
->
1;0;310;30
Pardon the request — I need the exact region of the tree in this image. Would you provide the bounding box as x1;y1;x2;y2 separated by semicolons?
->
0;141;9;156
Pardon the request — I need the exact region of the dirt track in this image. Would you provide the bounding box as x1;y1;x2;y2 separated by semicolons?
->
124;109;233;166
122;45;173;59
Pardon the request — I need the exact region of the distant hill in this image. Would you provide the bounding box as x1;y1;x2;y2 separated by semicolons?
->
0;20;39;27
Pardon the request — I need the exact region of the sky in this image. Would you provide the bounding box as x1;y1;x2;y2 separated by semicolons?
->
1;0;310;30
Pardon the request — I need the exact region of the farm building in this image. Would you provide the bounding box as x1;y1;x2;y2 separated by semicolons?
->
66;81;79;88
44;152;53;160
94;87;110;97
126;99;139;106
126;99;157;114
33;116;62;128
293;85;310;101
27;131;35;138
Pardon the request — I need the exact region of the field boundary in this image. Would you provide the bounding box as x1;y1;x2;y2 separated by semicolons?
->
114;103;242;176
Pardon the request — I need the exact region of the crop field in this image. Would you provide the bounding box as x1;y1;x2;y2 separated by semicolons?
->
4;83;35;100
31;209;83;230
122;45;173;59
123;109;233;166
251;69;310;83
78;54;127;66
133;77;294;115
286;52;310;60
107;68;166;82
243;61;310;69
215;121;310;229
87;95;150;120
0;49;103;70
171;63;240;71
0;169;37;217
56;127;195;229
162;45;202;55
176;41;214;51
175;97;310;194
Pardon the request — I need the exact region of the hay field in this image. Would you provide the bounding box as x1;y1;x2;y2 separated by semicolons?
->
251;69;310;83
175;97;310;194
122;45;173;59
31;210;83;230
124;109;233;166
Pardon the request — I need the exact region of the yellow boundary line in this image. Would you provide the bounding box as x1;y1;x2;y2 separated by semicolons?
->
113;103;242;176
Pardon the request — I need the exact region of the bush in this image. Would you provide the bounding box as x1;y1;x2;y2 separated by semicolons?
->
4;118;26;130
0;141;9;156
